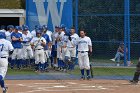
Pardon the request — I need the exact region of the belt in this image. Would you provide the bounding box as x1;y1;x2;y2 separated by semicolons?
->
35;48;43;50
1;57;7;58
78;51;88;53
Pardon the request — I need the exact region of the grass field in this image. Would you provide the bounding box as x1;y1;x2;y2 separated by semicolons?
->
6;58;137;78
7;67;136;77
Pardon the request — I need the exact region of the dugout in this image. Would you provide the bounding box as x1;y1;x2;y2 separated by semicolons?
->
0;9;25;29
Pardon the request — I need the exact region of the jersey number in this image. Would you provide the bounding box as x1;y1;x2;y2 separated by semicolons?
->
0;44;4;51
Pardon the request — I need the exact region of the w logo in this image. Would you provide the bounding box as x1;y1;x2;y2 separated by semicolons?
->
26;0;72;28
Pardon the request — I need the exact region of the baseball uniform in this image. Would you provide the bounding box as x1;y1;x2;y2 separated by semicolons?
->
0;36;14;92
11;31;23;69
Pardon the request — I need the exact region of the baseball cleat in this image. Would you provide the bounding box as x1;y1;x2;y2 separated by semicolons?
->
87;76;91;80
129;80;138;84
3;87;8;93
110;58;115;62
80;76;85;80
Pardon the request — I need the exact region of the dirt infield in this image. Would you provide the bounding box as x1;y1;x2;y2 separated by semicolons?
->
3;80;140;93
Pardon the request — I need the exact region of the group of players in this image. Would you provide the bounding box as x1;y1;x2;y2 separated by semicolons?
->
0;24;94;93
0;24;80;72
1;24;140;93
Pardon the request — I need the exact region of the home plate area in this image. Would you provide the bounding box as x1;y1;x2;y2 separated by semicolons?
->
4;80;140;93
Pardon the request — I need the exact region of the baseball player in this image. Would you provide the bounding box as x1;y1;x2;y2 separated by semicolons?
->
0;32;14;93
42;28;51;71
5;25;14;41
76;29;92;80
11;26;23;69
65;27;79;70
30;29;46;72
42;25;52;67
60;28;70;71
22;26;33;67
51;26;59;68
129;58;140;84
56;26;65;70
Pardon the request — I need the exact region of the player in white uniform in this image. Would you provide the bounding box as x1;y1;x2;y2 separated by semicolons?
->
59;28;70;71
0;32;14;93
42;25;52;69
51;26;59;68
76;29;92;80
56;27;65;70
30;29;46;72
22;27;33;67
65;27;79;70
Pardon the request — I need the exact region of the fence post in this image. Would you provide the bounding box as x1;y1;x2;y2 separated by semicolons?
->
75;0;79;33
25;0;28;26
124;0;130;66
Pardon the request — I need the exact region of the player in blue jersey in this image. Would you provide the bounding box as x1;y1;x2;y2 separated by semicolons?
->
11;26;23;69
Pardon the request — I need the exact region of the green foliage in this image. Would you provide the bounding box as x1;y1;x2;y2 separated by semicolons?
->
7;68;36;75
0;0;25;9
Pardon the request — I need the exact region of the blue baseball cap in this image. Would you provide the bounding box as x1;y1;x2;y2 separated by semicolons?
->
7;25;14;30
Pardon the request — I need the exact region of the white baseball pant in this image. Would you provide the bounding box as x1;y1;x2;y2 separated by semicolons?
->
34;49;45;64
0;58;8;79
11;49;22;60
78;52;90;70
22;45;33;59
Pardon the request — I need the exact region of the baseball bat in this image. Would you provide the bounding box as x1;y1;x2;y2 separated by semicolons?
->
90;64;94;78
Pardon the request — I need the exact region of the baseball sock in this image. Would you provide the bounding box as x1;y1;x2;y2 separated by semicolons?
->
61;60;64;68
81;69;85;76
41;63;45;71
133;72;140;81
0;75;5;88
38;62;41;71
44;62;47;69
86;70;90;76
69;64;72;70
71;57;76;70
17;59;22;69
50;57;53;67
11;59;15;69
60;60;63;68
35;64;38;71
8;58;11;64
57;59;60;68
21;59;25;67
0;80;5;88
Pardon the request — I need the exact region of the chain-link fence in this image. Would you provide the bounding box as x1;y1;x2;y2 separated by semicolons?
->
72;0;140;79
